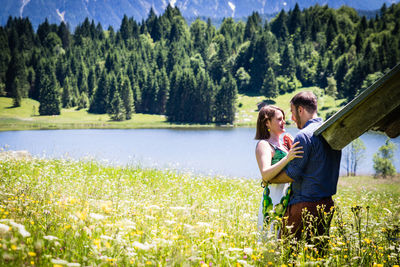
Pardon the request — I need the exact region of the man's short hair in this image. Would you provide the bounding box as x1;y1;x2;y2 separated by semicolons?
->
290;91;317;114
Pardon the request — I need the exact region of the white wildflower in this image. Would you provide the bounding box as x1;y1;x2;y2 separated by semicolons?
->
126;247;137;257
170;206;188;210
51;259;69;265
153;238;173;246
89;213;105;220
183;224;195;232
69;214;79;221
9;221;30;237
67;263;81;267
243;247;253;255
0;223;10;234
132;241;153;251
115;219;136;229
164;220;176;225
237;259;250;266
100;235;113;240
43;235;59;241
196;222;211;227
214;232;227;239
148;205;161;210
228;248;242;252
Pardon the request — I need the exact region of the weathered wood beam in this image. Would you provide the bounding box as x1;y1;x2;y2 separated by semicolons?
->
385;120;400;138
315;63;400;150
372;105;400;137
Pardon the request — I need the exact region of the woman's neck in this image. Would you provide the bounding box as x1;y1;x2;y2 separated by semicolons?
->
268;133;280;146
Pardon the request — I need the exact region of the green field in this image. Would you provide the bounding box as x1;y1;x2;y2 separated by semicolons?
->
0;157;399;266
0;89;345;131
235;87;345;126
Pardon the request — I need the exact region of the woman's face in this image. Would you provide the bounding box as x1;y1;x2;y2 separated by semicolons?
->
266;110;286;135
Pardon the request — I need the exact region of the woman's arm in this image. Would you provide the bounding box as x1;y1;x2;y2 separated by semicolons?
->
256;140;303;185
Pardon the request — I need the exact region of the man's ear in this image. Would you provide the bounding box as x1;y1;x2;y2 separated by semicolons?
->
297;105;304;115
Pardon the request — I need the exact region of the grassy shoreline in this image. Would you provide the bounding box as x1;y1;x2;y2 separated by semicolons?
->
0;157;399;266
0;89;343;131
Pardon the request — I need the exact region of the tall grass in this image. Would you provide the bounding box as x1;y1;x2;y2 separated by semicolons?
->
0;157;399;266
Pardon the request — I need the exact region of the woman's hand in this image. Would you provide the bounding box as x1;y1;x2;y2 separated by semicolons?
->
286;141;303;162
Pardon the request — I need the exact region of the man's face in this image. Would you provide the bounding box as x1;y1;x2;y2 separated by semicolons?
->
290;104;302;129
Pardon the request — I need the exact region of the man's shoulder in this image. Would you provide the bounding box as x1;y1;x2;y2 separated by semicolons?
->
302;119;323;135
294;119;323;144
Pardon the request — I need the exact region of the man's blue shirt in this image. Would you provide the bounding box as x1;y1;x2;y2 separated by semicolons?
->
285;118;342;205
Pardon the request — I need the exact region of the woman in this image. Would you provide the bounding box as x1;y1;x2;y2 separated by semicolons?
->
255;105;303;236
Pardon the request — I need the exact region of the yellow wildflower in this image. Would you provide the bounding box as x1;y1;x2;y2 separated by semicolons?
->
93;239;101;249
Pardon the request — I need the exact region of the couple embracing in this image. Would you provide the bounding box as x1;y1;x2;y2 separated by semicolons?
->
255;91;341;246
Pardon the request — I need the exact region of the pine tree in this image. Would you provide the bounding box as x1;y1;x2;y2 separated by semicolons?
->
196;70;214;123
248;32;277;93
5;51;28;97
109;89;126;121
57;22;71;49
215;74;237;124
270;10;288;40
325;76;338;99
62;77;73;108
120;15;132;41
87;67;96;98
244;12;262;40
89;70;109;114
156;68;169;115
261;68;278;100
120;77;135;120
11;77;22;107
166;67;181;121
280;44;296;77
288;3;302;35
77;91;89;110
39;67;61;115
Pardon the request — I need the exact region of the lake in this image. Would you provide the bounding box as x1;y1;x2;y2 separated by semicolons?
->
1;128;399;178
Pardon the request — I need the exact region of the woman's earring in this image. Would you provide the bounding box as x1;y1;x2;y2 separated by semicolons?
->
268;128;270;132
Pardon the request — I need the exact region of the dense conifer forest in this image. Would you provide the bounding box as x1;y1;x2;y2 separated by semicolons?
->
1;3;399;123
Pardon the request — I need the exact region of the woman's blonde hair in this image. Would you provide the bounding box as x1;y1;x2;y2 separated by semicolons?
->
255;105;285;140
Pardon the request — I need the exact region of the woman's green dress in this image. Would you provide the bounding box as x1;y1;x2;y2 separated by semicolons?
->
262;145;292;224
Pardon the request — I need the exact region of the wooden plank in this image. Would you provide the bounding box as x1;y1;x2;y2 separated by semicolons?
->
371;105;400;138
314;63;400;150
385;119;400;138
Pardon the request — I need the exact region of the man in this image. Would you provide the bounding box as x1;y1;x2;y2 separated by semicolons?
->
269;91;341;245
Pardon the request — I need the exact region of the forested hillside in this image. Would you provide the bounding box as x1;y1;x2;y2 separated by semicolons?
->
1;3;399;124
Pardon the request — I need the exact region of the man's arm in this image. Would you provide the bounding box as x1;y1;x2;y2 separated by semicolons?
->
269;169;294;184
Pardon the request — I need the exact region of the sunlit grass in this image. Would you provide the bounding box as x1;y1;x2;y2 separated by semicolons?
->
0;157;399;266
235;87;346;126
0;97;199;131
1;88;346;130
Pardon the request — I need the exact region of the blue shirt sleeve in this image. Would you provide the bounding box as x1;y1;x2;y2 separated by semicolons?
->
285;132;311;181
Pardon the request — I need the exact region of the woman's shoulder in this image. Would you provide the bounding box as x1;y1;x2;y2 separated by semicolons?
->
256;139;273;151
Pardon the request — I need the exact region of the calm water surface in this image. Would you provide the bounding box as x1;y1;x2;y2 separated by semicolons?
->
1;128;399;178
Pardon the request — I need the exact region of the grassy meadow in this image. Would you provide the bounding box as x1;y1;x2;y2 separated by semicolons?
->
0;87;344;131
0;156;399;266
